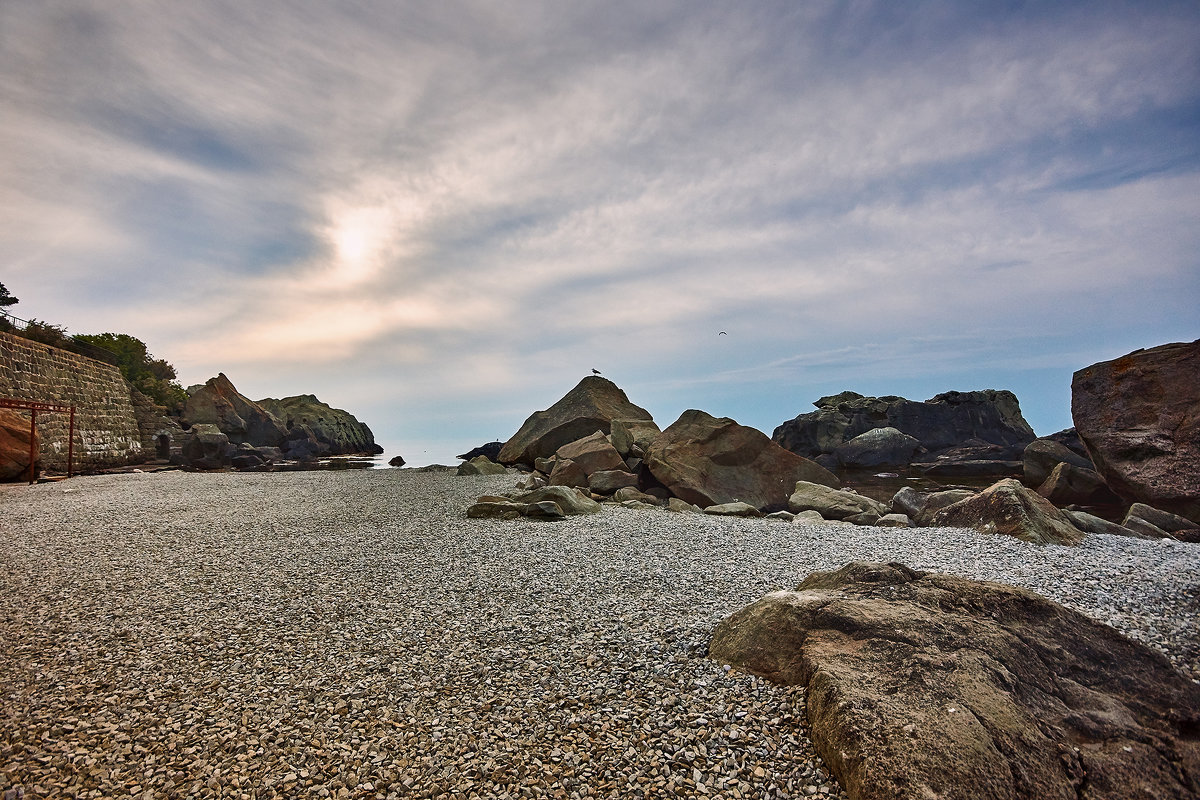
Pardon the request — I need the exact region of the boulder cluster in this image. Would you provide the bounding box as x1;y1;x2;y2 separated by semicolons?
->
466;376;841;521
163;373;383;470
465;340;1199;543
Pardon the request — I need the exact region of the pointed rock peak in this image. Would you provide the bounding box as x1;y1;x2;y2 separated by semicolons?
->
497;376;653;466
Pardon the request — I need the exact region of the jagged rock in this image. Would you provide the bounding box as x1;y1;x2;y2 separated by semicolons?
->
610;418;662;457
834;427;921;469
788;481;888;522
773;390;1036;467
666;497;701;513
1023;437;1094;487
1072;339;1200;523
497;376;654;466
466;501;523;520
521;501;568;520
512;486;601;516
183;374;288;447
179;423;234;470
515;473;547;491
1036;461;1120;506
931;478;1084;545
457;455;508;476
588;469;638;495
613;487;665;506
709;561;1200;800
1125;502;1197;535
1064;510;1149;539
257;394;382;456
0;408;36;481
456;441;503;461
388;455;406;467
646;409;839;511
704;501;762;518
548;458;588;488
555;431;625;475
892;487;978;527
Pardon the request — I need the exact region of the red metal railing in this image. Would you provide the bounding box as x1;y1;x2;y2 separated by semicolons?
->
0;397;75;483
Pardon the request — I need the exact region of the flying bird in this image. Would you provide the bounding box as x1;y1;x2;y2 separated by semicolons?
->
718;331;727;336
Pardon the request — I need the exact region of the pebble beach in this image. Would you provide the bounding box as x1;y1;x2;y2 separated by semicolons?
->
2;469;1197;800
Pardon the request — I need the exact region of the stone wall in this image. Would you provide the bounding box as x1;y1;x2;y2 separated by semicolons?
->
0;332;143;472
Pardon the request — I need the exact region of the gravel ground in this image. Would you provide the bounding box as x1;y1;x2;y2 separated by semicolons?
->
1;469;1197;800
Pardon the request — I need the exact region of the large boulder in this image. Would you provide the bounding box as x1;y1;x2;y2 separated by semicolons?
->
1072;340;1200;523
609;418;662;457
788;481;888;523
930;478;1084;545
256;394;382;456
456;455;508;476
183;374;288;448
646;409;839;511
1023;437;1094;487
555;431;626;475
179;423;234;470
0;408;36;481
833;426;921;469
497;377;654;466
710;562;1200;800
1036;461;1120;507
773;390;1036;466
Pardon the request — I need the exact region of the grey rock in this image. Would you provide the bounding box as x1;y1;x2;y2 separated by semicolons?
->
834;427;921;469
703;502;763;518
931;479;1085;545
874;513;912;528
513;485;602;515
457;455;508;476
588;469;639;495
787;481;888;521
1126;502;1197;534
1023;438;1093;487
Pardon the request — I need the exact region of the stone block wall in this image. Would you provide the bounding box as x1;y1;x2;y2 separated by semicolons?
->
0;332;144;472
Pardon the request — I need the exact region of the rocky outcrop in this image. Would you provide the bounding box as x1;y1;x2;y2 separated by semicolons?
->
457;441;503;461
0;408;36;480
773;390;1036;474
1072;340;1200;523
497;377;654;466
710;561;1200;800
256;394;383;456
179;423;234;470
930;478;1084;545
646;410;839;511
183;374;288;448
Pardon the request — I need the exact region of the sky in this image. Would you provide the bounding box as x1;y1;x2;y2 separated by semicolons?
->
2;1;1198;465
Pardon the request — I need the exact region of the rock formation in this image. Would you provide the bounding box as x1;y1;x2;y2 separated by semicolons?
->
773;390;1036;474
930;478;1084;545
646;410;840;511
710;561;1200;800
256;394;383;457
1072;340;1200;523
183;374;288;448
497;377;654;466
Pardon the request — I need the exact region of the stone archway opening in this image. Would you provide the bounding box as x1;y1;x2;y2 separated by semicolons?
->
156;433;171;460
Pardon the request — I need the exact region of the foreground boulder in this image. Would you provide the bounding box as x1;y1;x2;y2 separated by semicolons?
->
710;561;1200;800
0;408;36;481
646;409;839;511
931;478;1084;545
497;377;654;466
256;394;383;456
1072;340;1200;523
183;373;288;448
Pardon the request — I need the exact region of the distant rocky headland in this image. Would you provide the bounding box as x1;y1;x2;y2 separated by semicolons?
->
0;329;382;478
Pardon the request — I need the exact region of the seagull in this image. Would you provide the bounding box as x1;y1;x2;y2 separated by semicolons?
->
718;331;727;336
592;369;602;375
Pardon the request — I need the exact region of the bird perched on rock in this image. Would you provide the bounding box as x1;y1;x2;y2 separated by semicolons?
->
592;369;601;375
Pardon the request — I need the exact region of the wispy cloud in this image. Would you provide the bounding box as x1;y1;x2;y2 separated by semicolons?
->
2;1;1197;459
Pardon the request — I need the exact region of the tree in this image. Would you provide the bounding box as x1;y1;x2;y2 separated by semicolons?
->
73;332;188;413
0;282;17;308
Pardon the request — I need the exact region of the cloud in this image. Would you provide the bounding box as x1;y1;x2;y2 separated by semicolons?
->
1;1;1197;461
